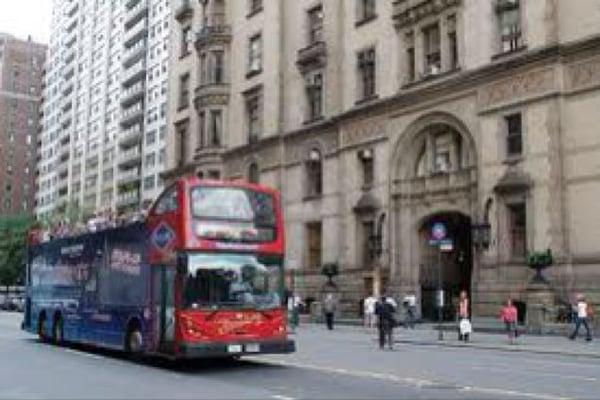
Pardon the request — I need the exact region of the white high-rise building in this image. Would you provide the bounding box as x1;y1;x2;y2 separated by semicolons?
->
36;0;171;221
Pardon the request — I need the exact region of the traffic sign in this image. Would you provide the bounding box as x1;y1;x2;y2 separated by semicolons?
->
439;239;454;252
431;223;447;241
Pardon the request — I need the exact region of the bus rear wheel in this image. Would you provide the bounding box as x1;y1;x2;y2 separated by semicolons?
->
52;316;64;345
38;314;47;343
125;326;143;357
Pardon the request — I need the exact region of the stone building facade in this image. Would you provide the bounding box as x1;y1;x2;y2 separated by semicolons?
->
165;0;600;322
0;33;46;216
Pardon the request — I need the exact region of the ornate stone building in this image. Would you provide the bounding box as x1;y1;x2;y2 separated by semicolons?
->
165;0;600;322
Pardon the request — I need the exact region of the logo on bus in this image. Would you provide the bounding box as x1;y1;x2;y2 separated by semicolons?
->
153;223;175;250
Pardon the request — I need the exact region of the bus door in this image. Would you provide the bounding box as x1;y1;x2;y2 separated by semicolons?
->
153;266;175;353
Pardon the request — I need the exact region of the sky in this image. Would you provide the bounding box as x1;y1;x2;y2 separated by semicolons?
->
0;0;53;44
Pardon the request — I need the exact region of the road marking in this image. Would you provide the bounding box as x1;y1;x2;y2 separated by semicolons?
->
471;365;598;382
251;357;572;400
63;348;108;361
271;395;295;400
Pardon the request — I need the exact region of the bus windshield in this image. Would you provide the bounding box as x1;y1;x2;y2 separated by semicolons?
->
183;253;282;310
189;186;276;242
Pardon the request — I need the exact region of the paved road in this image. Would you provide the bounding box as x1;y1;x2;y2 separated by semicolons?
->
0;313;599;399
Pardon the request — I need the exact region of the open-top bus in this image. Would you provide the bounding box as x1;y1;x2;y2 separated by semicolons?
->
23;178;294;359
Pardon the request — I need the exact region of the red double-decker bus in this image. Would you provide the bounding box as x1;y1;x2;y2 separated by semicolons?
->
23;178;294;359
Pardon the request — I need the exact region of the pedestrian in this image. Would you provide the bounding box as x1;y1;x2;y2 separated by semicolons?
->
499;298;518;344
363;294;377;329
457;290;470;342
323;293;337;330
569;294;593;342
403;293;417;329
375;294;397;350
288;292;302;332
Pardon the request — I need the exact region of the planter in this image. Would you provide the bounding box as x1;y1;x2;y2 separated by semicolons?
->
527;249;553;283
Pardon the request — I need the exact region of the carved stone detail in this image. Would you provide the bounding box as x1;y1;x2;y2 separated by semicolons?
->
392;0;462;29
342;119;388;147
565;56;600;92
478;68;556;109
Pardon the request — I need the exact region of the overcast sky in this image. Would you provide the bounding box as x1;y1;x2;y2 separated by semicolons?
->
0;0;53;44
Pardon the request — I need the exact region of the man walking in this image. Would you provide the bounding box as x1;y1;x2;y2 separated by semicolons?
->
363;294;377;329
375;295;397;350
569;294;593;342
324;293;337;330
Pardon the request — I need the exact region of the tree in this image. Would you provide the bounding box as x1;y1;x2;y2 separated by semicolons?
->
0;214;33;286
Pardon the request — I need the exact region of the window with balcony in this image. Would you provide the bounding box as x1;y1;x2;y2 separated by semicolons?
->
307;5;323;45
508;202;526;258
505;113;522;157
306;222;322;269
178;73;190;109
357;48;376;102
497;0;522;53
357;0;376;25
248;162;259;184
305;72;323;122
423;24;441;75
211;50;224;84
245;88;262;143
199;52;207;85
209;110;222;147
181;25;191;57
247;34;262;76
306;148;323;197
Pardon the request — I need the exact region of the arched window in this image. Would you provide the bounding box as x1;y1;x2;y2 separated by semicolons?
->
248;162;259;184
306;148;323;196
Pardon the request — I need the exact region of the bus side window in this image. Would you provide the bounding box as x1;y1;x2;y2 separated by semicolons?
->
154;186;178;215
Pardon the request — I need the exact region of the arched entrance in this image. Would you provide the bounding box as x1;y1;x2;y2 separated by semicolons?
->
418;212;472;321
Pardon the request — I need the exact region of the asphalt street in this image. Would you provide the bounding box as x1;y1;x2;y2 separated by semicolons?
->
0;312;599;399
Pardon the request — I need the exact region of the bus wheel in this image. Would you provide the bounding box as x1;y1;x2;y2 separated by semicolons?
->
125;326;143;357
38;314;47;343
52;316;64;345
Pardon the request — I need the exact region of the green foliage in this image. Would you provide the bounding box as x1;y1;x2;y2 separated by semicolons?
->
527;249;553;268
0;214;34;286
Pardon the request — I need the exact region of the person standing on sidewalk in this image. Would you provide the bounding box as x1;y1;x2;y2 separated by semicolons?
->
457;290;471;342
403;293;417;329
499;298;518;344
569;294;593;342
363;294;377;329
287;292;302;332
375;295;397;350
324;293;337;330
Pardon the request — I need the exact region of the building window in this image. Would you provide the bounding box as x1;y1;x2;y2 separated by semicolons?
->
199;52;207;85
177;124;188;167
248;0;262;16
305;72;323;122
357;0;376;23
306;222;322;269
248;34;262;75
245;89;262;143
181;26;191;57
198;111;206;149
208;170;220;180
306;148;323;197
307;5;323;44
406;31;415;82
248;162;259;184
178;73;190;109
209;110;222;147
144;175;155;190
358;148;374;188
508;202;526;258
357;48;376;101
447;15;458;70
211;50;224;84
497;0;522;53
423;23;441;75
505;113;522;156
361;220;375;266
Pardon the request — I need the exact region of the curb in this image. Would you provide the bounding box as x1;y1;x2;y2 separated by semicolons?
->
393;338;600;359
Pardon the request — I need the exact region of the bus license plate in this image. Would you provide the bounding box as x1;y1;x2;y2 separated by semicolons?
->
227;345;242;353
245;343;260;353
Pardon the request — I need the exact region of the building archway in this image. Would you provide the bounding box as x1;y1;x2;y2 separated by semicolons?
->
418;212;473;321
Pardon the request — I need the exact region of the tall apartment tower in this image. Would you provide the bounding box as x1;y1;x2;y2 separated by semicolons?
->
166;0;600;321
36;0;171;221
0;33;47;216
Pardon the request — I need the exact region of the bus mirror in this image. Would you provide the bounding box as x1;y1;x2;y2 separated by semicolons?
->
176;255;188;275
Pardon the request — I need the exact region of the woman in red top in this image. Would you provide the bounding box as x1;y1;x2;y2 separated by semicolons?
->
500;298;519;344
458;291;470;341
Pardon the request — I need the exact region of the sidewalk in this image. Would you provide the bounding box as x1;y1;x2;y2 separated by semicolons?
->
301;322;600;359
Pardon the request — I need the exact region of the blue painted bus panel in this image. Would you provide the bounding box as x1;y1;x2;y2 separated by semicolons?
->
24;223;154;352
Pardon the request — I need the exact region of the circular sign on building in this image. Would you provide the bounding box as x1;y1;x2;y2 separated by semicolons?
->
431;222;447;241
